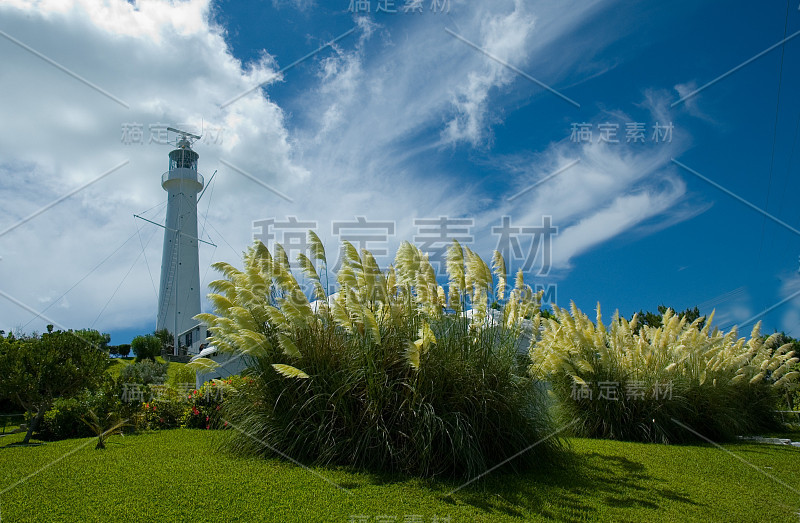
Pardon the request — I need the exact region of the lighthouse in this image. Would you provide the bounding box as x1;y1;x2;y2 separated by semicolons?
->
156;129;204;355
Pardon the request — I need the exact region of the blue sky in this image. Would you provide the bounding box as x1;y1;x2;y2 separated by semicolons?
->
1;0;800;344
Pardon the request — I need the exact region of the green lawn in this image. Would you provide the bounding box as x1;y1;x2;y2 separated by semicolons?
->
0;414;24;436
105;357;134;380
1;428;798;522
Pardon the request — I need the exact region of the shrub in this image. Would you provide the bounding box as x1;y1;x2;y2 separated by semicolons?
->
530;303;800;443
40;396;94;440
182;375;251;429
170;364;197;389
789;361;800;412
119;360;168;386
38;375;238;437
129;383;194;431
141;400;184;430
0;328;111;444
38;384;120;440
154;329;174;355
196;235;561;478
131;335;161;362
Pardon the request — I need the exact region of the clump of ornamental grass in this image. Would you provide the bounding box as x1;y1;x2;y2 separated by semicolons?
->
80;409;129;449
193;233;561;478
530;303;799;443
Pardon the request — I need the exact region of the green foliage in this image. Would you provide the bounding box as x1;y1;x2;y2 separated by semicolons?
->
140;390;186;430
201;237;560;478
38;384;119;440
532;303;799;443
168;362;195;388
36;364;233;439
40;397;93;440
791;368;800;412
539;306;556;321
183;375;250;429
631;304;704;333
80;409;129;449
0;328;111;443
119;360;168;386
108;344;131;358
131;334;161;362
766;333;800;410
154;329;174;354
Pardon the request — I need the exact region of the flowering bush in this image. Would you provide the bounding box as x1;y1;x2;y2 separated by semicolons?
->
141;400;183;430
182;375;253;429
36;374;250;438
137;385;190;430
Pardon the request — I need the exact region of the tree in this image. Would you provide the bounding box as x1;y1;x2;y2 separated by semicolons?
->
539;307;557;321
0;329;110;444
631;305;704;333
154;329;174;355
118;344;131;358
131;335;161;362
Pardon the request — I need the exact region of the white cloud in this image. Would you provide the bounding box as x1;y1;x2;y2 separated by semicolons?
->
489;97;693;271
442;0;536;145
0;0;303;335
673;81;716;124
0;0;701;339
271;0;315;11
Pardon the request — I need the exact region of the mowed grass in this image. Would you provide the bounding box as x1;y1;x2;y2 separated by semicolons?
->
104;357;134;380
1;429;798;522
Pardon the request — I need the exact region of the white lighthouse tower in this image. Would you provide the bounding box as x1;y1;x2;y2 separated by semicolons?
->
157;128;204;356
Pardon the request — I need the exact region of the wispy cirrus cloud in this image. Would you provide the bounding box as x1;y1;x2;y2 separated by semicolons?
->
0;0;703;337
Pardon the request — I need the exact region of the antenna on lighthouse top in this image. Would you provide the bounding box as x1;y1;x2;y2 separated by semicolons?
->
167;127;201;149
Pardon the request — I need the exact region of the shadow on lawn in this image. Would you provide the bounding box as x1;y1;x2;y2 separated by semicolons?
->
0;442;44;448
319;445;703;521
435;450;703;522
